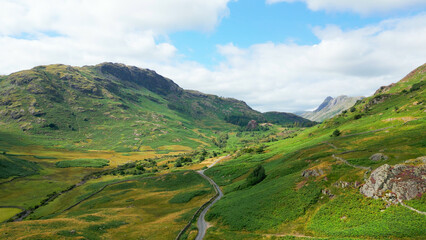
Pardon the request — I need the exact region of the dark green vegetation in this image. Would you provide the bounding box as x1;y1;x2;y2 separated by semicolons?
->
55;158;109;168
0;63;424;240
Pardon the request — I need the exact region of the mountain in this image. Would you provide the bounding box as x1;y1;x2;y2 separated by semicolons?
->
297;95;364;122
0;63;313;150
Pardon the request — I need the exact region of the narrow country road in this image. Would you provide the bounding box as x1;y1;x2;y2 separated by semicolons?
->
195;156;227;240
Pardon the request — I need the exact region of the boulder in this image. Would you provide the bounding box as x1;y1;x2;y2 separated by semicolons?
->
246;120;258;130
370;153;388;161
302;168;324;178
361;164;426;201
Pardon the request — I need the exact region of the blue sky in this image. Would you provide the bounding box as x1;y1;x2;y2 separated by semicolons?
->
0;0;425;112
170;0;423;67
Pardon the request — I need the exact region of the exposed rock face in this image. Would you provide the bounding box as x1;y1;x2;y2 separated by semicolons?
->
361;164;426;201
302;168;324;178
246;120;258;130
98;62;182;96
370;153;389;161
298;95;364;122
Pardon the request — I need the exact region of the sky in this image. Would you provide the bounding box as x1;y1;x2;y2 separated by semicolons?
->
0;0;425;112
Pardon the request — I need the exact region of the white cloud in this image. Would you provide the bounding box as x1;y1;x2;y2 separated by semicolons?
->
155;14;426;112
1;1;425;113
0;0;230;73
266;0;426;14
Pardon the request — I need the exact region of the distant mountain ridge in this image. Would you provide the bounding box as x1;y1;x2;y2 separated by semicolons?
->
297;95;364;122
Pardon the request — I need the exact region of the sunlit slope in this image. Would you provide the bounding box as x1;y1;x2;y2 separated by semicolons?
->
204;64;425;239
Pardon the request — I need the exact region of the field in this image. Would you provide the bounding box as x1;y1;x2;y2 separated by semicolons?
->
0;171;214;240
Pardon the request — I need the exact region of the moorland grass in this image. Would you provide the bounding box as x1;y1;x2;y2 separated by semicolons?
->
0;155;40;179
55;158;109;168
0;208;22;222
169;189;210;203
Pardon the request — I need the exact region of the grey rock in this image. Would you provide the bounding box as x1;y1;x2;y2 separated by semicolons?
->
246;120;258;130
361;164;426;201
302;168;324;178
370;153;389;161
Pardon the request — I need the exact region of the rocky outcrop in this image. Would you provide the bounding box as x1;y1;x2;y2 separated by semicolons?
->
361;164;426;201
370;153;389;161
246;120;258;130
98;62;182;96
302;168;324;178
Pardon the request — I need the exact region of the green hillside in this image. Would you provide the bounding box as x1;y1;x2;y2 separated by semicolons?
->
203;64;426;239
0;63;312;152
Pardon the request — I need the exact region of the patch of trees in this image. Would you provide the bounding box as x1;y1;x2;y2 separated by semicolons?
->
174;156;193;168
212;133;228;148
225;115;257;127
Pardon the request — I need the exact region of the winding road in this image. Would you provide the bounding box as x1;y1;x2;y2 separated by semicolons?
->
195;156;227;240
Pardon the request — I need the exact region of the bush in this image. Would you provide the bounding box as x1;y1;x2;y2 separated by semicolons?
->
350;107;356;112
332;129;341;137
354;114;362;120
410;81;424;92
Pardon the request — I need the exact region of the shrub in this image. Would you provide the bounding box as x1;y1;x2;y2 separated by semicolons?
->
332;129;341;137
410;81;424;92
175;161;182;168
350;107;356;112
354;114;362;120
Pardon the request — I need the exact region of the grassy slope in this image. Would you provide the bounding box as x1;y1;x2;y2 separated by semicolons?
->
204;64;426;239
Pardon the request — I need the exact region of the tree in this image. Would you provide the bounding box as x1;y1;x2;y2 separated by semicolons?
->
174;161;182;168
332;129;341;137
